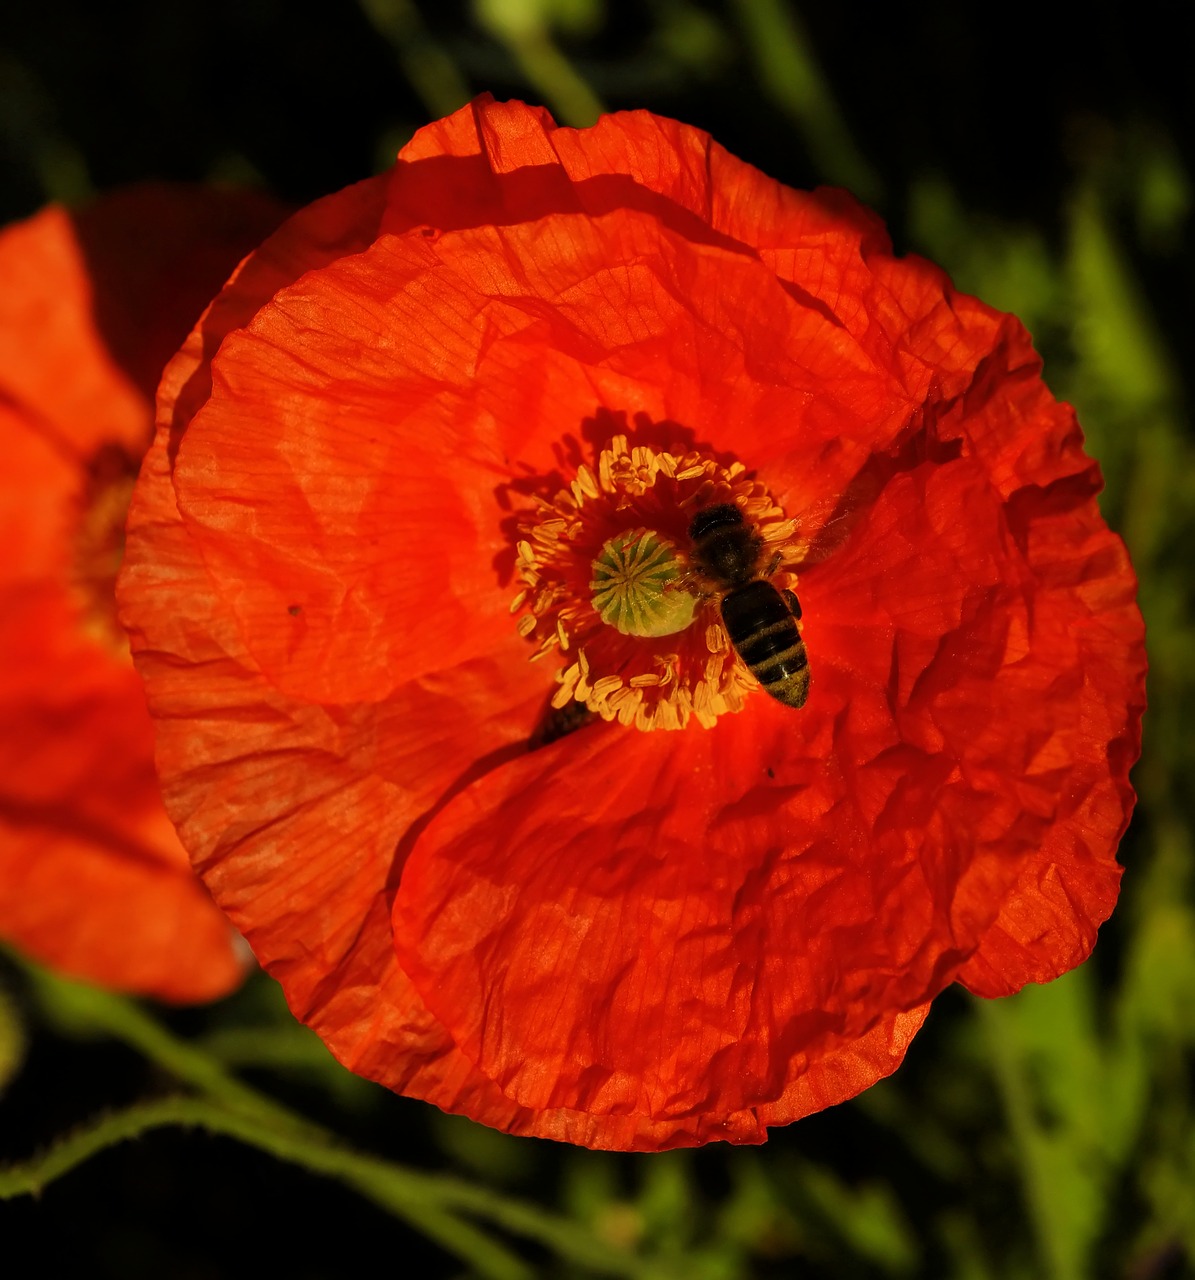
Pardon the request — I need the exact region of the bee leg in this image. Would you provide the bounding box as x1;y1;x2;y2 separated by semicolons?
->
783;588;802;619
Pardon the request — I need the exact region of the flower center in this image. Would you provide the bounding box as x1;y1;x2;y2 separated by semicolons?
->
72;442;140;658
590;529;697;638
511;434;802;731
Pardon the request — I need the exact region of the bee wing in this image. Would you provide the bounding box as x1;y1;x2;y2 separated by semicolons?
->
784;493;867;569
783;458;897;570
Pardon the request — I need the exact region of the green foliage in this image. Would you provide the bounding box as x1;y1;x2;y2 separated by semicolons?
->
0;980;24;1097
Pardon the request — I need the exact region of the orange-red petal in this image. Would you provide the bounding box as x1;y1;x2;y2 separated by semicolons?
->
173;203;912;703
0;185;284;1001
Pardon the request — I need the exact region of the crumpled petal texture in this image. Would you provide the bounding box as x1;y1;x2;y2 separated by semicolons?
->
0;186;284;1001
119;100;1146;1147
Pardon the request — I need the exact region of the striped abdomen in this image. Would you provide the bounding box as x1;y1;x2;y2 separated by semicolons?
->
720;580;809;709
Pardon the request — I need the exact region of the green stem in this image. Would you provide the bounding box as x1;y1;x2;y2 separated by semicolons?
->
0;1094;656;1278
503;29;604;127
474;0;604;127
357;0;472;119
0;1097;530;1280
197;1024;339;1072
25;963;304;1134
735;0;882;202
13;960;661;1278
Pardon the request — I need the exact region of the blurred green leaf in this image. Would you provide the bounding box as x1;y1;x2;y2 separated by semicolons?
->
1068;186;1177;416
1119;816;1195;1049
936;1211;1001;1280
979;993;1105;1280
432;1110;541;1184
1137;1129;1195;1264
0;980;25;1097
977;805;1195;1280
853;1071;967;1181
907;174;1063;335
651;2;730;76
1133;129;1192;252
636;1153;697;1255
717;1152;800;1258
772;1152;920;1274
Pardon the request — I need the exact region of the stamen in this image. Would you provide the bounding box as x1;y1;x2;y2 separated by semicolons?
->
510;434;802;732
72;442;141;659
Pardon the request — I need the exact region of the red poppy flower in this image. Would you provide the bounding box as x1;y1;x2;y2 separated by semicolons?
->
118;100;1146;1147
0;185;285;1002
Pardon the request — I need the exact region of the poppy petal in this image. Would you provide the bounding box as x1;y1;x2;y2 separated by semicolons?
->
393;716;936;1124
0;186;285;1000
0;205;145;458
173;202;916;703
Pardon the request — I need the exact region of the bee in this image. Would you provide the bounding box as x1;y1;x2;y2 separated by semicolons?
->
687;502;809;709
